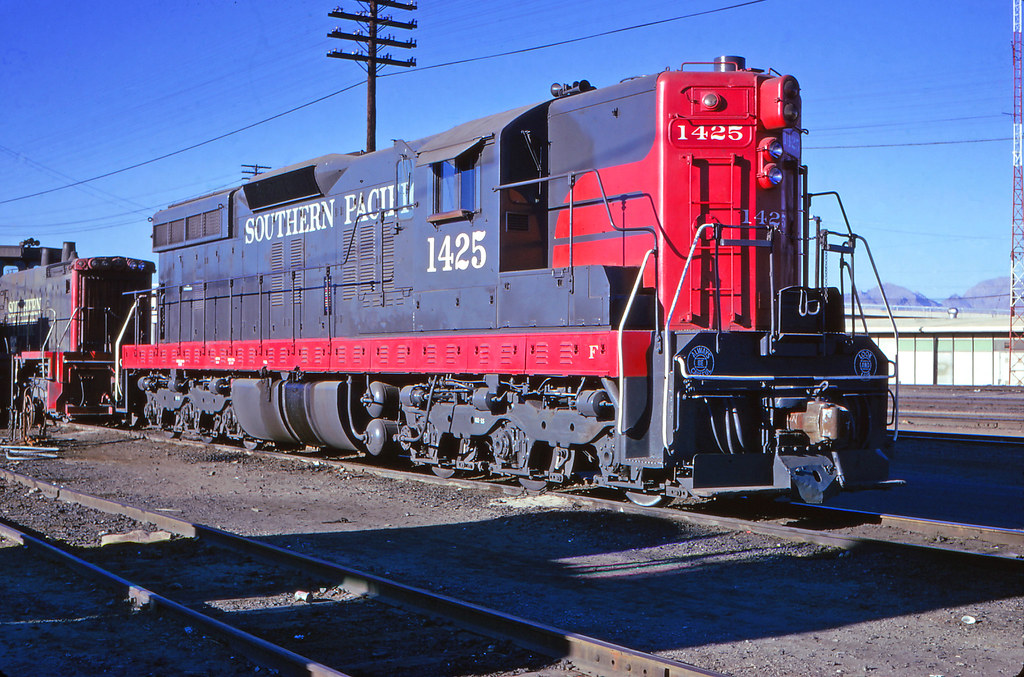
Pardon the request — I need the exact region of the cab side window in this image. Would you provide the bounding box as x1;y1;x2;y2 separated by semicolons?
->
432;152;479;217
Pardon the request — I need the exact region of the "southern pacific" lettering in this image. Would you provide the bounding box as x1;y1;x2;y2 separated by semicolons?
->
6;297;41;324
243;199;335;244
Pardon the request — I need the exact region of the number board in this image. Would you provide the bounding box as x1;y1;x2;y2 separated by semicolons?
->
426;230;487;273
668;120;751;148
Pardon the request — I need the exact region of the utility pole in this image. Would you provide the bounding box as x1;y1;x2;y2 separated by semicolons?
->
241;164;271;181
328;2;416;153
1012;0;1024;385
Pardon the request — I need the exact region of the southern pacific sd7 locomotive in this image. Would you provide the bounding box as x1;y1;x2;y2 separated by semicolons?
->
0;240;153;436
120;56;896;504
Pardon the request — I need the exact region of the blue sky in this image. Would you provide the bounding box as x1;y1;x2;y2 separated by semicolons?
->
0;0;1011;300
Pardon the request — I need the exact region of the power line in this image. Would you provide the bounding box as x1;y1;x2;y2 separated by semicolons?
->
806;137;1010;150
0;81;363;207
0;0;767;206
402;0;768;73
812;114;1004;132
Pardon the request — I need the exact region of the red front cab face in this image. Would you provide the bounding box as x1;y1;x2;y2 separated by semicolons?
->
657;68;803;332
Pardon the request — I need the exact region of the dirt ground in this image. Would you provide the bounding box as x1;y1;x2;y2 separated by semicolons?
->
0;424;1021;677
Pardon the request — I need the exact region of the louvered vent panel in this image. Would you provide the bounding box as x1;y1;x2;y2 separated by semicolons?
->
499;343;517;369
381;223;398;307
506;213;529;231
186;214;203;240
533;342;550;366
341;228;358;300
269;242;285;309
170;219;184;244
153;222;169;247
203;209;221;237
155;219;186;247
289;238;304;304
358;223;378;308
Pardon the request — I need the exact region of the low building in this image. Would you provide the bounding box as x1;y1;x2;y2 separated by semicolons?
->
851;305;1011;386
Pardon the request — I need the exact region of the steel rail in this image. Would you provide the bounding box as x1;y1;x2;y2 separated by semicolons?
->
790;503;1024;549
211;443;1024;564
0;466;726;677
131;434;1019;565
563;493;1023;563
893;430;1024;446
0;516;351;677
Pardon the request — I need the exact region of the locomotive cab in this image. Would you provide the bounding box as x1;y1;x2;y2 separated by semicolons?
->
0;241;153;432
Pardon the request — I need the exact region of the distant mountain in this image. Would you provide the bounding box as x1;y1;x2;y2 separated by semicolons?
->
852;276;1011;311
855;283;941;307
941;277;1010;312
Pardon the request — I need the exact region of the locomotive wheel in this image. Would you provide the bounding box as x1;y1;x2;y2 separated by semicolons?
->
198;413;218;444
624;491;668;508
431;466;456;479
170;400;193;439
242;437;260;451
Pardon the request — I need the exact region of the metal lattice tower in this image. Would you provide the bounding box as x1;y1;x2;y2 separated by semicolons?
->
1012;0;1024;385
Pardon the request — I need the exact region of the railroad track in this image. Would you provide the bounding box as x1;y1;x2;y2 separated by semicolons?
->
161;434;1022;564
35;424;1023;564
894;429;1024;446
894;385;1024;437
0;465;724;677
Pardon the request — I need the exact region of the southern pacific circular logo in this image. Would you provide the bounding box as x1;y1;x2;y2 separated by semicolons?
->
854;349;876;378
686;346;715;375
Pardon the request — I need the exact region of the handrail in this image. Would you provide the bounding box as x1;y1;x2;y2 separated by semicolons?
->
496;168;663;437
661;223;714;448
810;187;900;440
851;233;900;440
113;296;141;401
40;308;57;351
673;359;891;382
616;248;656;434
39;308;57;380
811;190;901;438
493;168;659;244
818;229;899;430
54;307;81;355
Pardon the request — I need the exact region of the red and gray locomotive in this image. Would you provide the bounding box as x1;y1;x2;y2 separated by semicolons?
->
0;240;153;437
120;56;895;503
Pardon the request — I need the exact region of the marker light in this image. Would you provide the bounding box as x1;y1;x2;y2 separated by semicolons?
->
758;164;784;189
759;75;801;129
782;79;800;124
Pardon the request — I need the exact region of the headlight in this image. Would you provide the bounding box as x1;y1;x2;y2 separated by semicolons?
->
758;164;783;189
762;138;784;160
